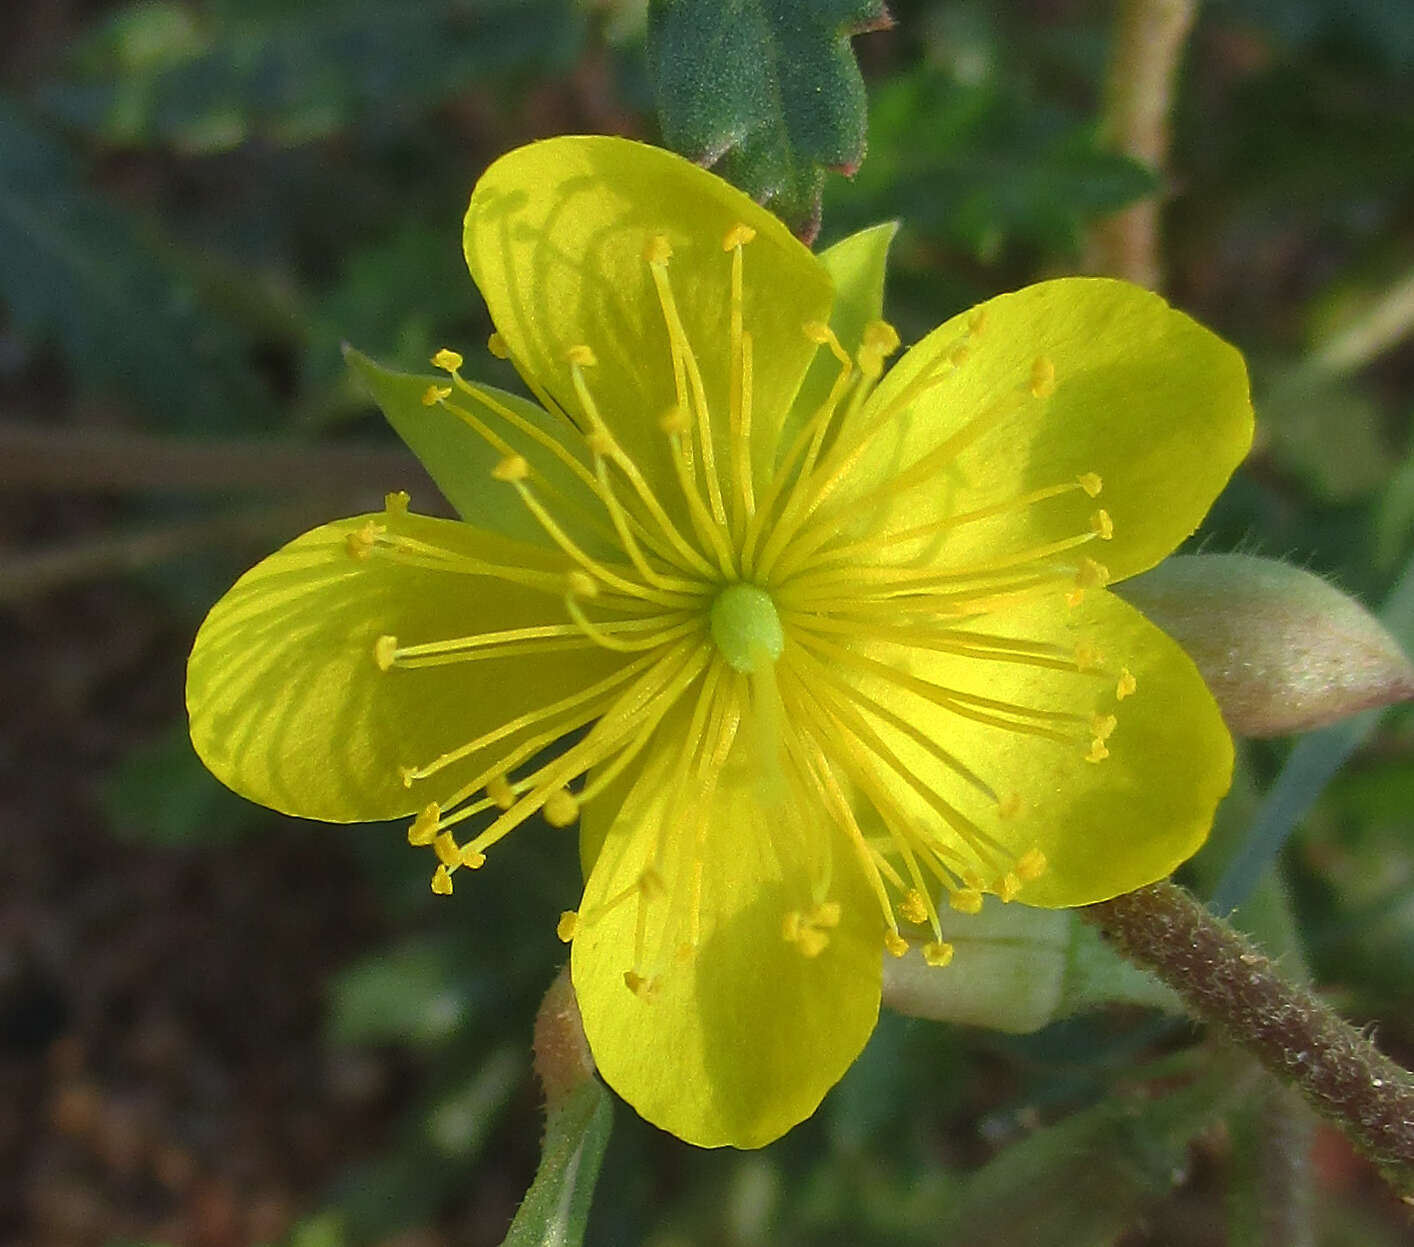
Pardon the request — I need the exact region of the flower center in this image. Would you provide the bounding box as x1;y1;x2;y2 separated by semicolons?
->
709;582;784;673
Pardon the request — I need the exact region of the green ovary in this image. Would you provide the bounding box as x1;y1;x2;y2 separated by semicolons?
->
710;583;785;673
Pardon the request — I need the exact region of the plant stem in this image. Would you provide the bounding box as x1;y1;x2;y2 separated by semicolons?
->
1083;880;1414;1201
1088;0;1199;290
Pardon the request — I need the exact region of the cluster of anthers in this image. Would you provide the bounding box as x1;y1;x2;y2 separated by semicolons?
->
347;222;1136;995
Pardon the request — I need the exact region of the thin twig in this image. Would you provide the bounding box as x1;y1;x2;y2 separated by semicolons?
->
1083;880;1414;1201
0;421;424;496
1087;0;1199;290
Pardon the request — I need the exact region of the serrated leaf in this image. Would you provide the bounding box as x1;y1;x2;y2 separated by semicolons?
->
42;0;586;152
648;0;892;242
0;96;266;430
500;1080;613;1247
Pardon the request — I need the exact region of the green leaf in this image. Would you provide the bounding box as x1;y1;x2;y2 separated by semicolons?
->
647;0;892;242
42;0;587;152
827;68;1158;257
500;1080;613;1247
0;96;266;430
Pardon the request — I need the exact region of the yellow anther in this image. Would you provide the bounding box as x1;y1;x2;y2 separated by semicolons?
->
782;911;801;943
492;454;530;482
624;970;658;1001
883;931;909;958
556;911;578;943
543;788;579;827
487;331;510;359
1078;472;1103;498
996;792;1023;820
421;383;451;406
1086;739;1111;763
722;222;756;250
1091;713;1118;742
431;348;463;372
485;774;515;810
1030;355;1057;398
399;765;418;789
899;889;929;925
433;831;461;868
1090;509;1114;540
384;490;410;517
949;888;984;915
566;344;598;368
644;233;673;264
566;569;600;599
802;320;833;345
431;865;454;895
1116;667;1137;700
460;845;486;869
812;900;842;928
1077;557;1110;589
1016;848;1047;881
345;519;383;560
373;635;399;671
994;872;1022;903
1074;641;1104;671
794;927;830;958
407;803;440;846
658;405;691;435
922;941;954;968
862;320;901;356
969;308;989;335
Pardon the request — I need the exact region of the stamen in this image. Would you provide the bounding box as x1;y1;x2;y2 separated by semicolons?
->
422;384;451;405
557;911;578;942
1030;355;1056;398
1116;668;1137;699
645;240;728;528
431;348;463;372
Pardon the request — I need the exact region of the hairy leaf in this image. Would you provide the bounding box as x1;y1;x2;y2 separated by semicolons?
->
648;0;892;241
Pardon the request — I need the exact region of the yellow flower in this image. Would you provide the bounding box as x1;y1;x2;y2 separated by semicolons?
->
187;136;1252;1149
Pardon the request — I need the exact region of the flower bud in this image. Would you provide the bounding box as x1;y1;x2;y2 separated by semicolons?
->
1116;554;1414;737
881;901;1177;1033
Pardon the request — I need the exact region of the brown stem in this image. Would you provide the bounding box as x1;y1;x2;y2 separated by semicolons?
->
1087;0;1199;290
1083;880;1414;1201
0;421;424;497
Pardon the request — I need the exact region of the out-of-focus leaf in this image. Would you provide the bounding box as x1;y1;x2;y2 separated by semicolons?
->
328;941;472;1048
1259;368;1394;501
0;97;267;430
647;0;892;241
826;68;1156;257
102;723;262;845
500;1079;613;1247
43;0;586;152
935;1060;1258;1247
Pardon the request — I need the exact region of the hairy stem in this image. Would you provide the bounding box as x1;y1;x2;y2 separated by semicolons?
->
1087;0;1199;289
1084;880;1414;1200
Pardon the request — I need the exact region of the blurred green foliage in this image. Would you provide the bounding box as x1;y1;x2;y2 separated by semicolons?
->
3;0;1414;1244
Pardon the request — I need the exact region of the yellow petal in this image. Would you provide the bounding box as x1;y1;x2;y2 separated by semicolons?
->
187;511;623;823
571;709;881;1148
842;278;1253;583
824;587;1232;908
463;135;832;498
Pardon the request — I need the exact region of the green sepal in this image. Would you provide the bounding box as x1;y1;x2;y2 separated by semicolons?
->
785;220;899;456
344;345;601;550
